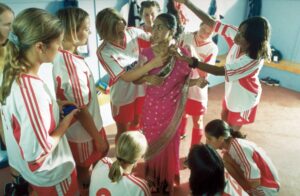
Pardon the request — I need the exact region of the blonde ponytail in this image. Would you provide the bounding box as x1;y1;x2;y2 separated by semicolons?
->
108;160;124;183
0;8;63;105
108;131;148;183
0;41;29;105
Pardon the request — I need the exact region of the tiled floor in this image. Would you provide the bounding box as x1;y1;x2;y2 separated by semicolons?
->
1;84;300;195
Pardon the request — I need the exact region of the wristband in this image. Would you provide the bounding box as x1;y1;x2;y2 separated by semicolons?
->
189;57;198;68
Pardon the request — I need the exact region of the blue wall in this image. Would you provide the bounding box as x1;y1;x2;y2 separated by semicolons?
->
260;0;300;92
262;0;300;63
260;67;300;92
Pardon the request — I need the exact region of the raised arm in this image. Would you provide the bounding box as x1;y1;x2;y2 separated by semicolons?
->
175;0;216;28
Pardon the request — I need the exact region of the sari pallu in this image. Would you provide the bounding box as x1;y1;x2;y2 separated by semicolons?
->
141;47;191;193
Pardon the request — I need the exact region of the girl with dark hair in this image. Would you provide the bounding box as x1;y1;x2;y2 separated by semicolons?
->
140;12;202;194
175;0;271;134
188;144;248;196
205;119;280;195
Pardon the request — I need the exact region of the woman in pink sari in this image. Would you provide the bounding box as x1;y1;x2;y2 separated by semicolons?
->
140;13;205;194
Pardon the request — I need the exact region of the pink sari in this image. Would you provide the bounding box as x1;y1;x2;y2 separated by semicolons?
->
141;47;191;192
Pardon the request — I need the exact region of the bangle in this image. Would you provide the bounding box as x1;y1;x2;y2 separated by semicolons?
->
189;57;198;68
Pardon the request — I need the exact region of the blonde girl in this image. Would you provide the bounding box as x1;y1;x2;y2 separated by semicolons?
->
90;131;150;196
0;8;79;195
53;7;109;194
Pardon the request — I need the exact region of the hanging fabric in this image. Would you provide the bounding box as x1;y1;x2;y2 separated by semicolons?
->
64;0;78;8
208;0;217;16
208;0;219;44
247;0;262;18
128;0;141;27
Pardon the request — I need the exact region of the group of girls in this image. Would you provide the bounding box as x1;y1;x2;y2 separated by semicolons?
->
0;0;280;195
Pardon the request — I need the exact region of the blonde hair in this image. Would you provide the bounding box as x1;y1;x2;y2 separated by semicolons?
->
109;131;148;182
95;8;126;41
0;3;13;71
56;7;89;43
0;8;63;105
0;3;13;16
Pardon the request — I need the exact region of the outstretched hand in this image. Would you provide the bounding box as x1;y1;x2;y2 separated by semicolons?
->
196;77;209;88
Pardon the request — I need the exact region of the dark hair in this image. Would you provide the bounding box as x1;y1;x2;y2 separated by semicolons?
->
240;16;271;60
166;0;184;36
95;8;126;41
140;0;161;16
205;119;246;139
156;13;182;40
188;144;225;196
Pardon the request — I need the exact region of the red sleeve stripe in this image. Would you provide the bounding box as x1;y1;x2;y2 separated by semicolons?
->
20;77;51;153
84;71;92;104
97;44;126;82
221;25;234;49
226;60;258;76
214;21;221;33
69;54;85;106
66;54;84;106
63;52;84;106
97;43;115;78
63;52;81;106
127;175;151;196
231;139;252;179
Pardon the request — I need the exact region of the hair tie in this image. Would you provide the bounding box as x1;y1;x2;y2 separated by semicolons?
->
117;156;135;164
8;32;20;48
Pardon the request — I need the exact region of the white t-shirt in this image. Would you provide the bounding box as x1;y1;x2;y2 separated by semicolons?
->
214;21;264;112
228;138;280;194
1;74;75;186
90;157;151;196
180;32;218;104
52;50;103;142
96;27;150;116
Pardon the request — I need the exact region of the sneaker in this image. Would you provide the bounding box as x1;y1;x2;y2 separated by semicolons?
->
267;78;280;86
260;77;271;84
260;77;280;86
265;78;280;86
